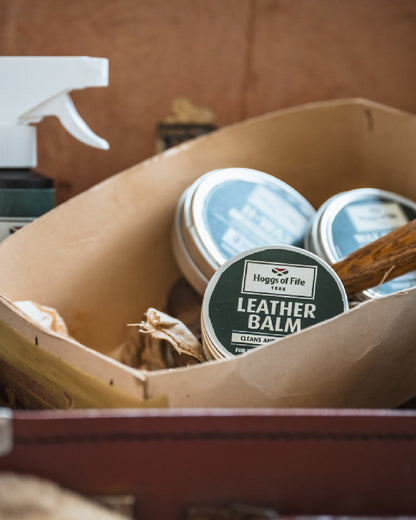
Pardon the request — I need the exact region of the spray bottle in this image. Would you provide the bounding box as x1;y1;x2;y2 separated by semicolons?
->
0;56;109;241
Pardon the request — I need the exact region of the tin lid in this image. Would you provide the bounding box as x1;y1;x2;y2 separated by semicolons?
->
201;245;348;359
306;188;416;298
173;167;316;294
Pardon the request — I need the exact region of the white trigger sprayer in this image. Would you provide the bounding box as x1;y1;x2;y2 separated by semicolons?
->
0;56;109;241
0;56;109;167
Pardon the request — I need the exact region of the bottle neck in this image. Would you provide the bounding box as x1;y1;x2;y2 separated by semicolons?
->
0;168;53;189
0;125;37;167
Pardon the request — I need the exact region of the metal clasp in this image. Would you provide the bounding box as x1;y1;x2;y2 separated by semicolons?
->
0;408;13;457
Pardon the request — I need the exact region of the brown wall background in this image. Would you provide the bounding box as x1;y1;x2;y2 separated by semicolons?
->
1;0;416;203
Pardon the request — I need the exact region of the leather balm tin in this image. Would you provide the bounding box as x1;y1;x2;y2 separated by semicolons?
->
173;167;315;295
305;188;416;299
201;245;348;359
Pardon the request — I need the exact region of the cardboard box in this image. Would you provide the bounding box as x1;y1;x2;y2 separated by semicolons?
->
0;98;415;409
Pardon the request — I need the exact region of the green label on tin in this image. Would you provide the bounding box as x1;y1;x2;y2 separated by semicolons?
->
206;247;347;356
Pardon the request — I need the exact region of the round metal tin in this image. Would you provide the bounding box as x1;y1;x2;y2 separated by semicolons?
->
172;167;315;295
305;188;416;299
201;245;349;359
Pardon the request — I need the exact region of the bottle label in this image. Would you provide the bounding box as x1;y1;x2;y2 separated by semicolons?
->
0;217;32;242
203;246;348;357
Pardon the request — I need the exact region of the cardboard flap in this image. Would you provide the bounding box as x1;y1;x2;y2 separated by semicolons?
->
147;288;416;407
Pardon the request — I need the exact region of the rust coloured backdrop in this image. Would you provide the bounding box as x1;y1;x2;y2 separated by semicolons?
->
1;0;416;203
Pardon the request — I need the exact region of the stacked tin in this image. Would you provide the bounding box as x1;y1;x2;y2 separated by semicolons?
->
172;167;316;295
305;188;416;300
173;169;416;359
201;245;349;359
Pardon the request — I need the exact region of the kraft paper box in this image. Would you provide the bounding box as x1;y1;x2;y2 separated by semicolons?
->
0;98;415;410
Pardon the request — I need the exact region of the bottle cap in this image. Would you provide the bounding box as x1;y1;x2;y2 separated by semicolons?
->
0;168;54;189
0;126;37;168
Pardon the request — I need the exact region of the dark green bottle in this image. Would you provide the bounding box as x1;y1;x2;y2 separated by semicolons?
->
0;168;55;241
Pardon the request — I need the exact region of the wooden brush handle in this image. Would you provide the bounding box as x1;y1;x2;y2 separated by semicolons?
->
332;219;416;297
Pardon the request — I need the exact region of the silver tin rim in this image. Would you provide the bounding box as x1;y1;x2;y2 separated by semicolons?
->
172;187;210;295
180;173;220;280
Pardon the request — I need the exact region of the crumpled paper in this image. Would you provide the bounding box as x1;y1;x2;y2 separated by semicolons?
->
163;96;217;125
120;308;206;371
14;301;68;336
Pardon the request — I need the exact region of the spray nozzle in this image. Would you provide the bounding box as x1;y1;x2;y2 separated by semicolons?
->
0;56;110;167
23;92;109;150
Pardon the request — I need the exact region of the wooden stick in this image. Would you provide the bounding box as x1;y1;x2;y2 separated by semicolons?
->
332;219;416;297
